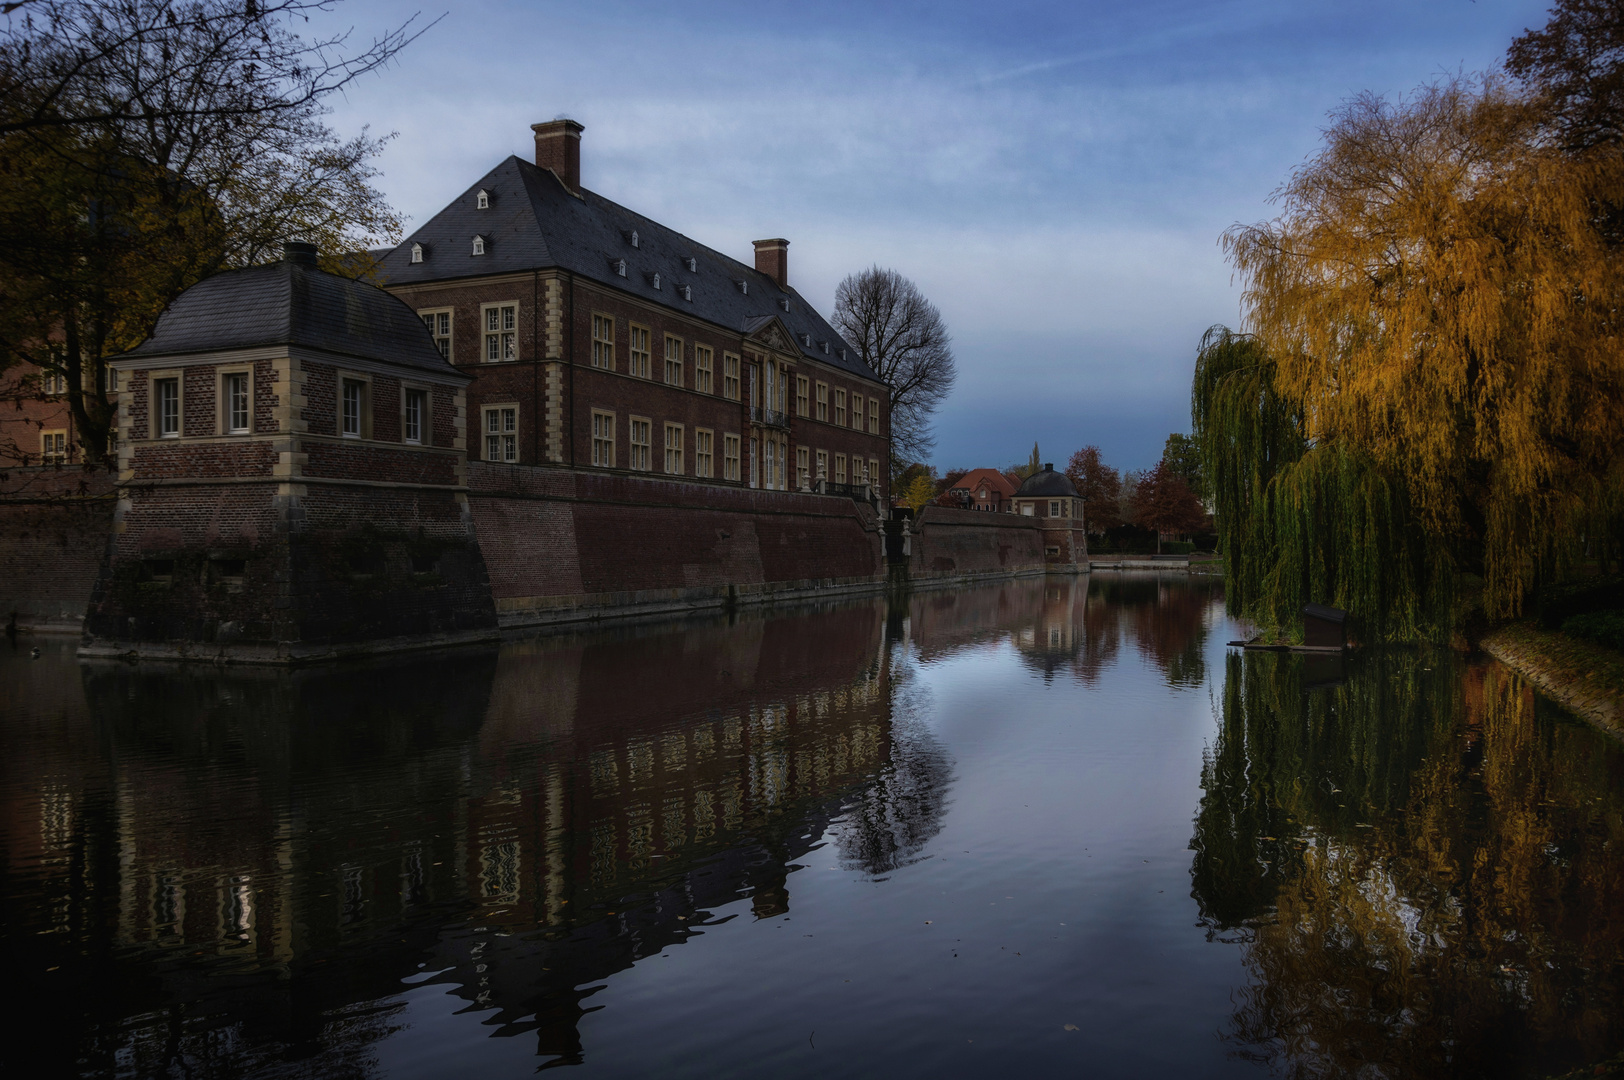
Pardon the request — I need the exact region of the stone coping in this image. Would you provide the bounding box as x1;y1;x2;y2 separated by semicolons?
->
1481;622;1624;742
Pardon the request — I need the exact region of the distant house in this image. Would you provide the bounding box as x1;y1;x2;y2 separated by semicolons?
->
948;468;1016;512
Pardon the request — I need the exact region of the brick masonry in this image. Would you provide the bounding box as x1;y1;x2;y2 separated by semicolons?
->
0;467;117;631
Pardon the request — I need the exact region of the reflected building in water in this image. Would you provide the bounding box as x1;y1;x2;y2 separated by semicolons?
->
4;599;953;1074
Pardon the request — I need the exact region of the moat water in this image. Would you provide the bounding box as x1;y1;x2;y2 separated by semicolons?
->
4;575;1623;1079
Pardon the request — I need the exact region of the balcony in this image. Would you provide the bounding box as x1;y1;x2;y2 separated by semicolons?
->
750;406;790;429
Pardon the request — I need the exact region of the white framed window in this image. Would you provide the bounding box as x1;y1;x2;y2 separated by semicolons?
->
223;371;251;434
816;382;829;422
695;428;714;478
41;370;66;395
404;388;427;444
482;303;517;362
1050;499;1062;517
104;367;119;393
763;440;776;490
869;458;880;489
664;422;684;474
868;396;880;434
664;335;683;386
410;243;424;263
629;325;651;378
40;430;67;464
796;376;809;417
476;188;490;209
796;446;809;489
834;389;846;428
851;394;864;430
722;353;740;400
472;234;486;256
155;376;180;438
723;433;741;482
629;417;651;471
592;313;614;370
816;449;827;480
749;436;758;488
341;378;369;438
420;309;452;359
591;409;615;467
695;346;713;394
834;453;847;484
483;405;518;462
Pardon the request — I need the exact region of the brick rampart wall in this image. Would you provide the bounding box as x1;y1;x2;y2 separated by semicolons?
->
908;506;1048;579
0;467;117;631
468;462;882;623
303;440;460;485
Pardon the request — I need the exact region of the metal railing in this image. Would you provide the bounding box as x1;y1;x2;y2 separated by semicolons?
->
749;406;790;428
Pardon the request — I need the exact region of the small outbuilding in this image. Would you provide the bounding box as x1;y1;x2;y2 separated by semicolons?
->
1301;603;1348;651
1011;464;1087;568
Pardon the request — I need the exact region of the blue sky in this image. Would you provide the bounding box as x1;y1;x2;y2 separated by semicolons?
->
315;0;1551;472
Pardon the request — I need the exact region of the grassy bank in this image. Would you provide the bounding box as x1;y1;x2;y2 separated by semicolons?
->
1481;621;1624;742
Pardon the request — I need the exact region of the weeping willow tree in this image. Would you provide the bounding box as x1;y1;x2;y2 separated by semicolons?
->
1204;67;1624;634
1194;328;1454;641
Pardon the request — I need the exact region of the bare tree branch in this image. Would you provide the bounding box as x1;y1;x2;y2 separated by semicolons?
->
830;266;957;471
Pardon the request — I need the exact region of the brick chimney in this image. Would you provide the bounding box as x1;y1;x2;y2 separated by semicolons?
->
532;118;584;192
753;238;789;289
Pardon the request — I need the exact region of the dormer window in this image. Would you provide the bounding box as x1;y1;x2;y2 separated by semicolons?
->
685;257;697;272
476;189;490;209
800;332;812;347
613;258;627;277
629;230;640;248
818;340;829;354
410;243;423;264
651;272;661;290
778;298;790;312
472;235;486;256
738;281;749;295
680;284;692;301
838;348;848;361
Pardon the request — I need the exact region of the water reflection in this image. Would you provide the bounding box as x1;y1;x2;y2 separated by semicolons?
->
1192;649;1624;1078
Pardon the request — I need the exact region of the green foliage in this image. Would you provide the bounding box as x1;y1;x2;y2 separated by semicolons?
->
1162;433;1205;499
1562;610;1624;653
1192;326;1453;642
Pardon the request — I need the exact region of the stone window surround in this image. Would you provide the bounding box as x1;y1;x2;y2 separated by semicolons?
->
480;301;520;363
481;401;520;463
400;380;433;445
147;368;184;439
591;311;615;371
628;414;652;471
216;365;255;436
339;370;373;439
694;427;714;479
663;421;684;475
590;408;615;468
418;307;454;359
664;333;684;388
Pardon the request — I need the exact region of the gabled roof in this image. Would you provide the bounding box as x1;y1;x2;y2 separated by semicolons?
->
376;156;882;385
121;257;461;377
953;468;1016;497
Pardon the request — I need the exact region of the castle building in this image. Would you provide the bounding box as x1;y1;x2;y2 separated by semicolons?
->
83;243;497;661
1011;464;1088;566
374;119;891;501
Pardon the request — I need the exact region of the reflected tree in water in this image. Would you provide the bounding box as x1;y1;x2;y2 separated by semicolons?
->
1191;650;1624;1078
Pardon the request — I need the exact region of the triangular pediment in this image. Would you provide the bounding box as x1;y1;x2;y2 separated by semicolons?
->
742;314;796;356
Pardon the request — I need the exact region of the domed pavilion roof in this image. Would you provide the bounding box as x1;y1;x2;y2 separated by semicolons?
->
1015;464;1078;499
121;243;460;376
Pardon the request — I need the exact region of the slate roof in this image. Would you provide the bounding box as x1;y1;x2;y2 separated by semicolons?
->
376;157;882;386
1015;467;1079;499
121;256;461;377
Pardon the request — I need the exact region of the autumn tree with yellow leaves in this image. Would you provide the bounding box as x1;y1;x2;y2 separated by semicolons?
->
1197;1;1624;638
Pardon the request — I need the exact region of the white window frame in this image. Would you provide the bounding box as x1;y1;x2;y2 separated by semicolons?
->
722;352;740;400
834;388;846;428
419;308;453;359
591;409;616;467
591;313;615;370
402;385;429;445
816;449;828;480
220;368;252;435
868;396;880;434
152;373;182;439
482;403;520;463
869;458;880;489
695;346;713;394
834;453;847;484
664;335;683;387
340;375;371;439
40;429;67;464
482;302;518;363
664;422;684;475
796;445;809;489
695;428;714;478
852;394;865;430
723;433;741;482
629;325;651;379
629;416;652;471
796;375;809;417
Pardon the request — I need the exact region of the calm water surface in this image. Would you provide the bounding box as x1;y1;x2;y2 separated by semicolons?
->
4;576;1623;1078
